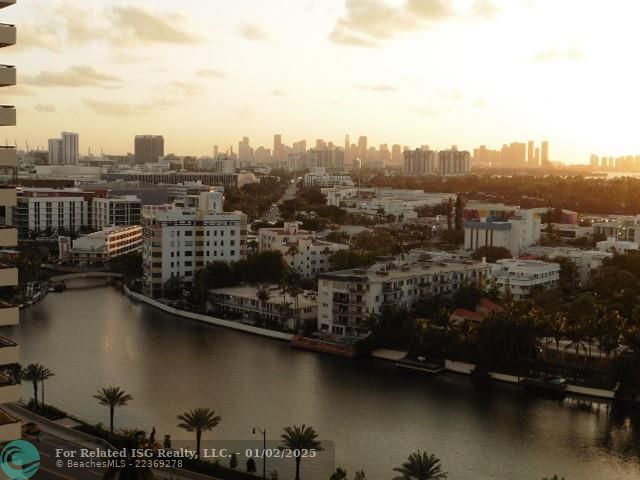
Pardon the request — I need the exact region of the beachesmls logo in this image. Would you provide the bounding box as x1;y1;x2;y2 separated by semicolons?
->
0;440;40;479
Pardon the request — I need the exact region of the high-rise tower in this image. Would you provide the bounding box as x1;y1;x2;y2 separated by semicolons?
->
0;0;22;442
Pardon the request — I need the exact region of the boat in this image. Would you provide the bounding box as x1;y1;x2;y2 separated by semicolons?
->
395;356;444;374
519;375;567;397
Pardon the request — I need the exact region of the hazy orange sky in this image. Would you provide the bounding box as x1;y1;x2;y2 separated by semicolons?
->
1;0;639;163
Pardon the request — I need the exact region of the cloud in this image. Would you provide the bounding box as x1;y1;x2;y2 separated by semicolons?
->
271;89;288;96
532;46;584;62
57;6;99;45
84;98;175;116
4;85;36;96
330;0;455;47
23;66;120;88
355;83;398;92
14;25;62;52
197;69;226;79
34;104;57;113
107;6;203;46
238;23;271;42
167;81;206;97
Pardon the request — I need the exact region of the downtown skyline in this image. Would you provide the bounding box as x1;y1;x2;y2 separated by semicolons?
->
2;0;640;162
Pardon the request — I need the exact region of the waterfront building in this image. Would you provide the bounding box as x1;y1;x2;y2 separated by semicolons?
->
134;135;164;165
464;205;541;257
304;167;354;188
491;259;560;300
525;246;611;286
258;221;348;278
209;285;317;330
58;226;143;266
317;258;491;337
142;191;247;297
92;195;141;230
0;0;22;442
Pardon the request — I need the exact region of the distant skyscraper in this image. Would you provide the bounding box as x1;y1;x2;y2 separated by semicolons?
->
391;144;402;164
273;134;283;159
357;136;368;159
48;138;63;165
438;148;471;176
61;131;79;165
590;154;599;168
541;141;549;165
238;136;253;162
535;147;540;165
528;141;535;165
134;135;164;165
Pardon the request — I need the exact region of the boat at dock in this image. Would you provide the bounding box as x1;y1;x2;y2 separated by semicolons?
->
395;356;445;374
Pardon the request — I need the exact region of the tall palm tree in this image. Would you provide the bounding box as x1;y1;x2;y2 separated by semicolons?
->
40;367;55;409
393;451;447;480
280;425;323;480
256;285;271;325
21;364;43;410
177;408;221;459
103;429;154;480
93;387;133;436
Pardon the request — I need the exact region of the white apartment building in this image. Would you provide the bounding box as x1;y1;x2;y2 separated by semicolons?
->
48;138;63;165
525;246;612;286
258;221;348;278
62;132;79;165
58;226;143;266
0;0;22;442
491;259;560;300
592;216;640;242
403;147;470;176
209;285;317;330
304;167;354;188
12;188;89;238
317;258;491;337
464;207;541;257
92;195;142;230
143;192;248;297
596;237;639;254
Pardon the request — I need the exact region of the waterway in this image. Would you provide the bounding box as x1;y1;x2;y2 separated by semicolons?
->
9;281;640;480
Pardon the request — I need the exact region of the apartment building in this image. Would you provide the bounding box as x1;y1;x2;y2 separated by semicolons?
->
317;258;491;337
58;226;143;266
92;195;142;230
491;259;560;300
0;1;22;442
209;285;317;330
464;205;541;256
142;192;247;297
403;147;471;176
525;246;611;286
303;167;354;188
258;221;348;278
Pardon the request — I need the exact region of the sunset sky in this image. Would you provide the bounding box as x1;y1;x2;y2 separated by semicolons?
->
1;0;639;163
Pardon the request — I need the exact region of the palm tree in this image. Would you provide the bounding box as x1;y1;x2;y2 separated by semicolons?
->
393;451;447;480
256;285;271;326
177;408;221;459
21;364;43;410
103;429;154;479
280;425;323;480
93;386;133;436
40;367;55;409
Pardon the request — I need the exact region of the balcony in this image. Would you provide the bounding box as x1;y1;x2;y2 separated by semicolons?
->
0;301;17;326
0;1;16;10
0;24;16;48
0;226;16;247
0;105;15;126
0;264;17;287
0;65;15;87
0;186;15;207
0;364;19;403
0;336;18;365
0;409;20;443
0;146;15;168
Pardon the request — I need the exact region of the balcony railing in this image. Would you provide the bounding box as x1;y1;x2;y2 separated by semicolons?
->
0;24;16;48
0;64;15;87
0;105;16;127
0;1;16;10
0;335;18;366
0;300;17;326
0;263;17;287
0;146;15;169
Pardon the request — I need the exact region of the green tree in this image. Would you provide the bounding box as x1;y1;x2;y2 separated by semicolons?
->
177;408;221;460
256;285;271;325
229;453;238;469
393;451;447;480
110;252;143;280
21;364;43;410
103;429;154;480
246;458;257;473
93;386;133;437
471;246;512;263
328;250;373;270
280;425;323;480
330;468;348;480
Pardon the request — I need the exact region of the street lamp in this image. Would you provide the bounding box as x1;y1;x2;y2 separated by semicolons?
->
252;427;267;480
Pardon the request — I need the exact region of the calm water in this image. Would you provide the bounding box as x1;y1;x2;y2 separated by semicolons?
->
9;281;640;480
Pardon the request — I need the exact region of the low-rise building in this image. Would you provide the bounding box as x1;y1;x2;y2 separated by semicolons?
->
525;246;612;285
92;195;141;230
596;237;639;254
209;285;317;330
491;259;560;300
142;192;247;297
318;258;491;337
258;221;348;278
304;167;354;188
58;226;143;266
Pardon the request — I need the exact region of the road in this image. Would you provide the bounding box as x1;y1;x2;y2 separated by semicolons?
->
263;178;300;222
